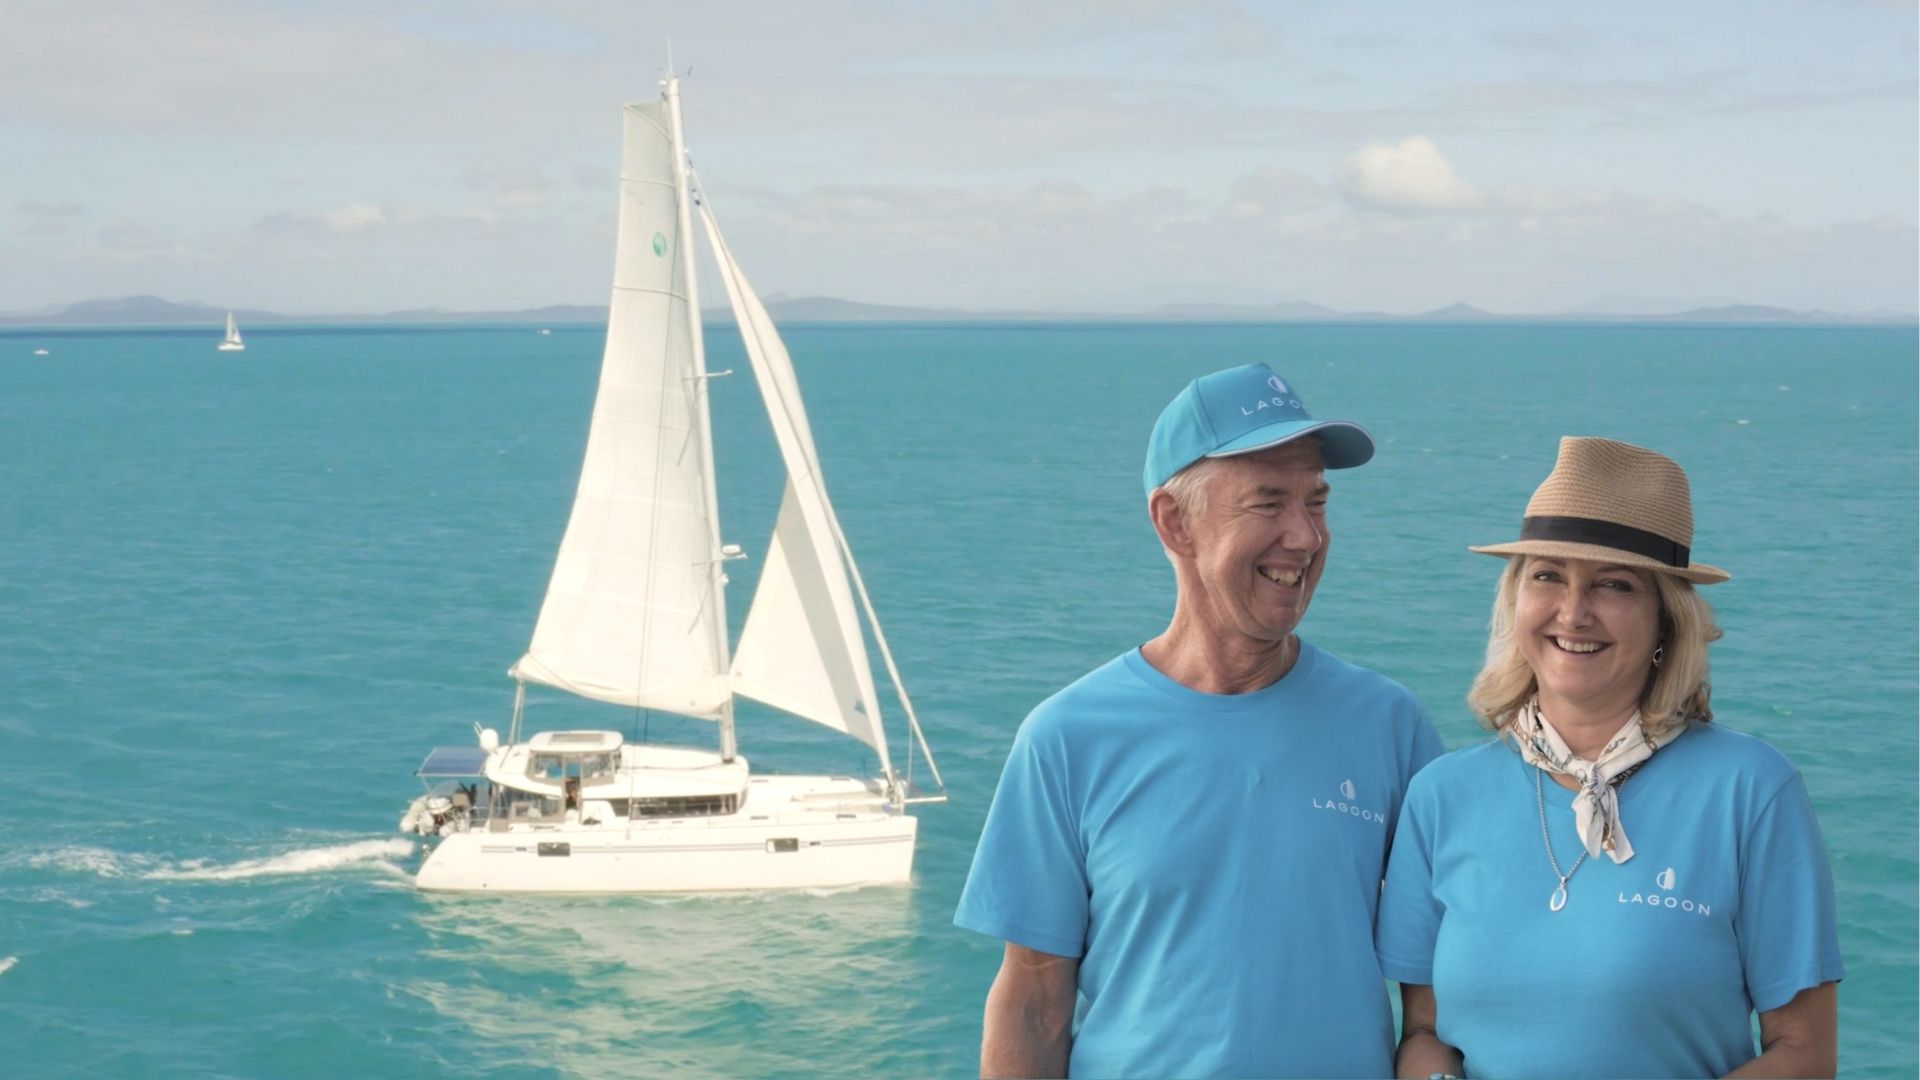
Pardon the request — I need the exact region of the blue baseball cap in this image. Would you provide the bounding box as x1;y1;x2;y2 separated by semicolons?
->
1143;363;1375;495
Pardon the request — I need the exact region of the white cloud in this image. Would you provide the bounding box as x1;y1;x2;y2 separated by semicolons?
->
323;204;389;233
1339;137;1482;213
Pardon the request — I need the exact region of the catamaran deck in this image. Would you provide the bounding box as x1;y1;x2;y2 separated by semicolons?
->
413;768;917;893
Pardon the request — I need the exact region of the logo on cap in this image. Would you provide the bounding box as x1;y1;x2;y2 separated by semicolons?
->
1268;375;1290;395
1339;778;1356;800
1656;867;1676;891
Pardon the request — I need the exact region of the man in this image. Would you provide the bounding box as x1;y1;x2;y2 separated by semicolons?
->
954;362;1445;1078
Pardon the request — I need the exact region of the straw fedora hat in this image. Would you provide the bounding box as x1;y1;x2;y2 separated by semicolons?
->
1470;436;1730;585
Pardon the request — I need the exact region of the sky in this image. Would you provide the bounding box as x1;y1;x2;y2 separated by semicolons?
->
1;0;1915;316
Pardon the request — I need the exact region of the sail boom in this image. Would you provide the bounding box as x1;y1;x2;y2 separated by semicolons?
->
509;657;726;719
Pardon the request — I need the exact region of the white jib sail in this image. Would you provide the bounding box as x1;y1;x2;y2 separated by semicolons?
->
224;313;242;346
511;101;728;718
700;205;892;764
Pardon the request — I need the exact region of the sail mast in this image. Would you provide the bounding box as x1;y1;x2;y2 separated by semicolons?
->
664;70;738;763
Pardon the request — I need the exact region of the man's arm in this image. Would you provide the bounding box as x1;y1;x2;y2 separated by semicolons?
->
1393;984;1463;1079
981;942;1079;1079
1723;982;1837;1078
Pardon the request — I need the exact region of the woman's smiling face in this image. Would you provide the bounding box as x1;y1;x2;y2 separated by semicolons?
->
1514;555;1662;720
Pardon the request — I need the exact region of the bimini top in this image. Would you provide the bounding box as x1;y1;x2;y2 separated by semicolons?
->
526;730;624;755
416;746;491;777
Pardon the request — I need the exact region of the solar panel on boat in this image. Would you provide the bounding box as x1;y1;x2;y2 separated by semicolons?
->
416;747;491;776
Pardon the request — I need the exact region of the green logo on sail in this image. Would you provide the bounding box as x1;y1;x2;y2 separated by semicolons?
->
651;232;667;256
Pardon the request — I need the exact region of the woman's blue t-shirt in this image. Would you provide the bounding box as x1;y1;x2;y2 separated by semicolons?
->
1376;722;1844;1079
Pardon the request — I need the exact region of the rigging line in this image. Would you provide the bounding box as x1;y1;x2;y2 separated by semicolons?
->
630;105;673;146
611;284;690;301
834;518;944;789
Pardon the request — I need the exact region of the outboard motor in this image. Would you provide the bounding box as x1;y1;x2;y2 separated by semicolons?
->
399;793;466;836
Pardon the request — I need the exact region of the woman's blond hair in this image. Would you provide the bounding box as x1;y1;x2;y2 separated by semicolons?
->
1467;556;1721;739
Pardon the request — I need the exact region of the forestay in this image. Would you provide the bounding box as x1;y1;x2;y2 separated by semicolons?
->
702;206;891;763
511;101;729;718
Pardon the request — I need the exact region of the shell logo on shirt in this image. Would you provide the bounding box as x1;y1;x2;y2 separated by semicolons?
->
1619;866;1710;916
1311;778;1386;825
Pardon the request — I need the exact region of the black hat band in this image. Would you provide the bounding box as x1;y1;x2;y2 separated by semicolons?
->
1519;515;1690;568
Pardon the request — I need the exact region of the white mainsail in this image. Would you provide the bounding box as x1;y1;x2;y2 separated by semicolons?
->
700;207;891;761
219;312;245;350
510;100;729;718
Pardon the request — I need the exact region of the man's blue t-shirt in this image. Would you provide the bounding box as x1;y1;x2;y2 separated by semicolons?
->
955;643;1444;1078
1376;723;1844;1079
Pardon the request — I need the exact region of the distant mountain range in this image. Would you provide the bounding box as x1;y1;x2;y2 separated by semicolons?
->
0;293;1911;328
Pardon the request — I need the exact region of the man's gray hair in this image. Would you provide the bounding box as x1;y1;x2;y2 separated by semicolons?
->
1153;435;1323;518
1156;457;1226;517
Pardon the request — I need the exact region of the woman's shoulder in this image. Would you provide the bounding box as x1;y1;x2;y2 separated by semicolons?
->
1407;736;1514;793
1670;720;1803;777
1661;721;1808;804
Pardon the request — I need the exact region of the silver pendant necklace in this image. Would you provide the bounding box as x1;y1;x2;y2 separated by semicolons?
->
1533;762;1642;912
1533;766;1588;911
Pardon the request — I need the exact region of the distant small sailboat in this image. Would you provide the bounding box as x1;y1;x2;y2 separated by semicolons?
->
32;348;49;356
217;312;245;352
536;328;552;335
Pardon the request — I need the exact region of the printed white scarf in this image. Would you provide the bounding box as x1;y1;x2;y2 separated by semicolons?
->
1513;698;1674;864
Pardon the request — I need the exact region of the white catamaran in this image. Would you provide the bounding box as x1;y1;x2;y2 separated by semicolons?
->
399;72;945;893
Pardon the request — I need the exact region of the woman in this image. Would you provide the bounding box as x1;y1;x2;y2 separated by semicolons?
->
1377;437;1843;1079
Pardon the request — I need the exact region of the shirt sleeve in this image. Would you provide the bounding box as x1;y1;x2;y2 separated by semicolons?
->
953;709;1090;958
1738;772;1846;1013
1381;705;1445;877
1376;776;1442;985
1411;712;1446;776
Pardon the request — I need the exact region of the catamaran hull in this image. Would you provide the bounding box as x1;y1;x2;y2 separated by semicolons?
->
414;812;918;893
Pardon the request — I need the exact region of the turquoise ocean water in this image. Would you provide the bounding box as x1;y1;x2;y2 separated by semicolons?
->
2;321;1914;1077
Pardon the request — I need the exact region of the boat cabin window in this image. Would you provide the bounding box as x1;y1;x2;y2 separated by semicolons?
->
500;788;566;821
528;751;616;782
623;794;739;819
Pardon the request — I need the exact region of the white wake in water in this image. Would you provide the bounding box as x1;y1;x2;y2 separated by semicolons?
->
146;839;416;881
17;846;139;878
0;957;16;977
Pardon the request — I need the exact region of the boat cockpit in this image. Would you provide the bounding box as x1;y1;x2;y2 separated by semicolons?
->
403;729;751;838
